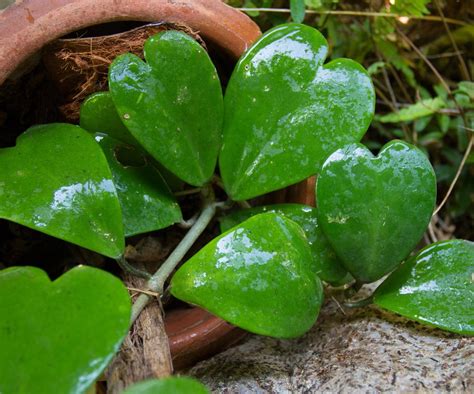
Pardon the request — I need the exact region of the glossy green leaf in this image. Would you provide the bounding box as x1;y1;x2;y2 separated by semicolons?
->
93;133;182;237
109;31;223;186
123;377;209;394
374;239;474;335
79;92;185;192
219;23;375;200
0;265;131;393
317;140;437;283
171;212;324;338
0;123;124;258
219;204;351;285
80;91;139;146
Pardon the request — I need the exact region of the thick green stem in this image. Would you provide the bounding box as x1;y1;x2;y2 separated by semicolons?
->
129;186;216;324
130;293;151;323
148;201;216;293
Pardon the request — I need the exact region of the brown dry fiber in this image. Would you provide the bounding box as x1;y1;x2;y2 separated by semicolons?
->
42;23;204;122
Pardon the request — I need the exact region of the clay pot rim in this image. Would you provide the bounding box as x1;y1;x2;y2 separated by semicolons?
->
0;0;261;85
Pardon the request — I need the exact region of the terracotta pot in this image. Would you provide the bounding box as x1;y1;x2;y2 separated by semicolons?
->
0;0;261;84
0;0;316;370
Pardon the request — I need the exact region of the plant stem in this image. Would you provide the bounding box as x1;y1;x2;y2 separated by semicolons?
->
116;255;151;280
342;281;374;308
129;186;217;324
174;187;202;197
130;293;151;323
177;212;199;229
343;295;374;308
237;200;252;209
148;199;216;293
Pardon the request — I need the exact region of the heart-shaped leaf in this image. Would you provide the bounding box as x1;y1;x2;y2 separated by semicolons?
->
171;212;324;338
219;23;375;200
109;31;224;186
0;123;124;258
80;91;140;146
317;140;437;283
374;239;474;335
219;204;351;285
123;377;209;394
0;265;131;393
93;133;182;237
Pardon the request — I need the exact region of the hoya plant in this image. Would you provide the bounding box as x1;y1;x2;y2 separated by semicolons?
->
0;23;472;393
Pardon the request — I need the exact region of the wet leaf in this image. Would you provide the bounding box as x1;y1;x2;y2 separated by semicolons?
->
374;239;474;335
109;31;223;186
317;140;437;283
171;212;324;338
93;134;182;237
79;93;185;192
0;123;124;258
123;377;209;394
0;265;131;393
219;204;351;285
219;23;375;200
80;91;139;146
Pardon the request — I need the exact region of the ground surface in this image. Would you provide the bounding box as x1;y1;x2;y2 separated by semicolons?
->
189;293;473;393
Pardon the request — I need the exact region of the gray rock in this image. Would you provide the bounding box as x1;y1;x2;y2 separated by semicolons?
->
189;296;473;393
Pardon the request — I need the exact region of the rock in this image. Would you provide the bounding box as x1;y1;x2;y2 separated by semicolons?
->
188;294;473;392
